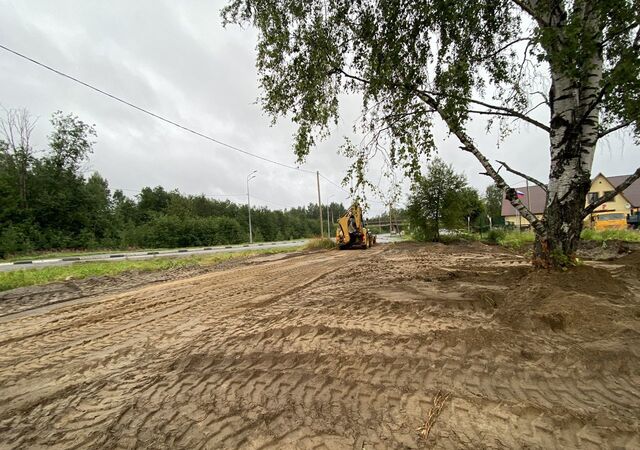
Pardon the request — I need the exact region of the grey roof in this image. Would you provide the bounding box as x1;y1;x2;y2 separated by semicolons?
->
500;174;640;217
607;175;640;207
501;185;546;216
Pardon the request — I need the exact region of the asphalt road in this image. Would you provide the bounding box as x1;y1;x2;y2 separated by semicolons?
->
0;233;405;273
0;239;308;273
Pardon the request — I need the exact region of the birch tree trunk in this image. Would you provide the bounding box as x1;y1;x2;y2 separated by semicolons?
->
535;4;603;265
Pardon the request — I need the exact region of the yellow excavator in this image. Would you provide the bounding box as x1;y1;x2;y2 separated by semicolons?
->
336;204;376;249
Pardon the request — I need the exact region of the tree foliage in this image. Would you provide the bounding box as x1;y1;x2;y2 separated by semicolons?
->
407;158;482;241
485;183;504;223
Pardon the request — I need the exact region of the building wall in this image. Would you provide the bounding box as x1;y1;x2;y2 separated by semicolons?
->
587;174;633;215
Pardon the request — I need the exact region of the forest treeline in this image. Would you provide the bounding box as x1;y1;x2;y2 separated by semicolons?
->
0;109;345;257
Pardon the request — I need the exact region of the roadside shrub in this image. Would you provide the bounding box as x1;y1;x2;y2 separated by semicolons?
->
496;230;536;249
304;237;337;250
486;228;506;244
439;231;481;244
122;216;244;248
0;224;36;256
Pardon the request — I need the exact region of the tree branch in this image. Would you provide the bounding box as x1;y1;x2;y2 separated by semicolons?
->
336;68;550;133
471;37;532;63
496;160;548;192
510;0;548;27
414;91;545;233
598;120;634;139
334;68;547;232
461;97;550;133
582;167;640;218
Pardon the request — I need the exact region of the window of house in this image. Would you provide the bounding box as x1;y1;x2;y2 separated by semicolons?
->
587;192;599;204
603;190;614;199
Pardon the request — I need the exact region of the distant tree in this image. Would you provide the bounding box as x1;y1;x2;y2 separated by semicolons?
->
223;0;640;266
459;187;485;229
407;158;468;241
138;186;171;218
0;108;37;210
485;184;504;224
48;111;96;172
83;173;113;242
29;113;97;238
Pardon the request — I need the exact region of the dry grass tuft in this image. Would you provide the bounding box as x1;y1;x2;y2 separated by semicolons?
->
417;390;451;443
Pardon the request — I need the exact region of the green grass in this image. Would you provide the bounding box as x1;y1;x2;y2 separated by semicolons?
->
485;228;640;251
0;247;303;292
580;228;640;242
494;230;536;249
304;237;337;250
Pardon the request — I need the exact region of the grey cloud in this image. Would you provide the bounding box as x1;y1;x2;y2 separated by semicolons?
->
1;0;638;219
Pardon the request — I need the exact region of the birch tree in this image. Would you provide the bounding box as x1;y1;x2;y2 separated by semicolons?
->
223;0;640;266
0;108;37;209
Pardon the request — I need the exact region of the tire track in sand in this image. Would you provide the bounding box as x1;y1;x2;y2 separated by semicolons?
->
0;244;639;449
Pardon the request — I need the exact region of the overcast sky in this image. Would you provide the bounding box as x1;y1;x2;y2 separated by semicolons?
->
1;0;638;217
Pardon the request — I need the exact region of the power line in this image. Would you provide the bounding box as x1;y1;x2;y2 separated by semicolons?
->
318;172;349;193
0;43;316;175
1;43;381;208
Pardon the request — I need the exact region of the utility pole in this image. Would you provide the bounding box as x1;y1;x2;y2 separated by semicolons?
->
247;170;257;243
316;171;324;238
389;203;393;234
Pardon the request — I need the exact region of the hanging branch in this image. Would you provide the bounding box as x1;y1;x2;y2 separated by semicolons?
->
336;69;550;133
333;68;546;233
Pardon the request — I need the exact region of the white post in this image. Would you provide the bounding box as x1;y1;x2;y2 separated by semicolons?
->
247;170;257;243
326;203;330;237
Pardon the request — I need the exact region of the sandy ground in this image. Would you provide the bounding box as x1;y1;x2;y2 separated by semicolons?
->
0;242;639;449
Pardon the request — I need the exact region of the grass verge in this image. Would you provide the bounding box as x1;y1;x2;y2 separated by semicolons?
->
1;239;306;262
495;230;536;249
580;228;640;242
0;247;303;292
486;228;640;250
304;237;337;250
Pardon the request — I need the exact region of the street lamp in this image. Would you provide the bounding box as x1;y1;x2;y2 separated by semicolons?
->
247;170;257;244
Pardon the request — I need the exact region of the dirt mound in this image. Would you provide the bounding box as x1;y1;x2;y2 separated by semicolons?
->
495;263;632;333
577;239;640;260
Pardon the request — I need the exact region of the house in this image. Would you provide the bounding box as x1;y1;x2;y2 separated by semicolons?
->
501;173;640;228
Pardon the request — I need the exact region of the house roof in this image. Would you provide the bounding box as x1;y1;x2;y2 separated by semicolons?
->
501;185;546;217
606;175;640;207
500;174;640;217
